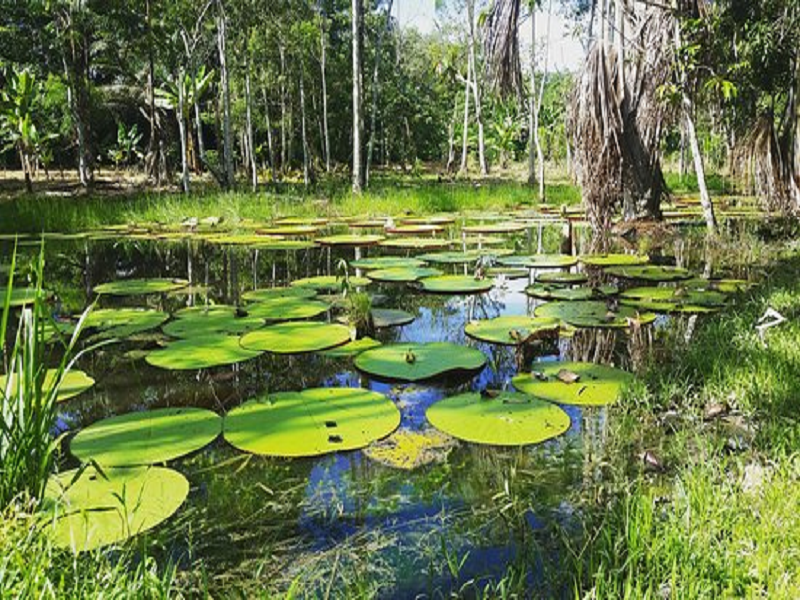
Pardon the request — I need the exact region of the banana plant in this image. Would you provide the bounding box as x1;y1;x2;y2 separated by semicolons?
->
0;68;42;193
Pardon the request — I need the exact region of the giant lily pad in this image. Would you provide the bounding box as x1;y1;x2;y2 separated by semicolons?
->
380;237;452;250
465;316;560;345
321;337;382;358
350;256;425;270
371;308;415;328
399;215;456;225
462;222;527;234
258;225;320;236
241;286;317;301
245;297;330;321
418;249;512;264
385;224;444;235
240;321;351;354
620;286;726;307
526;284;618;301
498;254;578;269
70;407;222;467
355;342;486;382
366;266;442;282
580;254;649;267
163;310;264;338
512;361;633;406
251;240;315;251
223;387;400;457
316;234;385;246
0;368;95;402
486;267;529;280
84;308;169;339
604;265;692;281
363;428;456;470
290;275;370;292
536;271;588;285
93;278;189;296
685;278;753;294
426;391;571;446
44;466;189;552
418;275;494;294
146;335;263;370
534;301;656;328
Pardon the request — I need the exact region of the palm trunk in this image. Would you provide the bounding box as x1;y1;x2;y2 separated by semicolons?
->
352;0;365;193
217;1;234;188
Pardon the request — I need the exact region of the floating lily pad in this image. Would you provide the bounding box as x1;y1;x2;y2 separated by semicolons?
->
363;428;456;470
348;218;389;228
366;267;442;282
620;286;726;307
685;278;753;294
173;304;238;318
70;407;222;467
536;271;588;285
534;301;656;328
146;335;263;370
526;284;619;301
0;368;95;402
604;265;692;281
426;391;571;446
240;321;351;354
379;237;452;250
290;275;370;292
465;316;560;345
418;275;494;294
386;224;444;235
486;267;529;279
251;240;316;251
246;297;331;321
350;256;425;270
241;286;317;301
580;254;649;267
418;251;483;264
399;215;456;225
462;222;527;234
274;217;328;226
84;308;169;339
316;234;385;246
202;234;281;246
223;387;400;457
258;225;320;236
162;310;264;338
355;342;486;382
498;254;578;269
371;308;415;328
461;236;505;246
620;299;719;314
321;337;382;358
44;466;189;552
512;361;634;406
93;278;189;296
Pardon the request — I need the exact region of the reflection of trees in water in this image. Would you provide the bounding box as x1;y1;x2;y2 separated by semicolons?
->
568;328;617;365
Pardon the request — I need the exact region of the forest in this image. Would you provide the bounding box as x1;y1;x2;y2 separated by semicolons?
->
1;0;800;598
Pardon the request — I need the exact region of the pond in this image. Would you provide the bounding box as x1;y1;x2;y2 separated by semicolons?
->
0;213;759;596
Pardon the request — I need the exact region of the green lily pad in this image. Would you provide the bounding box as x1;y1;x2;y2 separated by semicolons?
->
223;387;400;457
417;251;482;264
536;271;588;285
240;321;351;354
464;316;560;345
462;222;527;234
371;308;415;328
534;301;656;328
399;215;456;225
426;391;571;446
355;342;486;382
274;217;328;226
44;466;189;552
461;236;505;246
93;278;189;296
526;284;619;301
685;278;753;294
202;234;282;246
386;224;444;235
350;256;425;270
173;304;238;318
498;254;578;269
620;286;726;307
348;218;390;228
241;286;317;301
84;308;169;339
418;275;494;294
163;310;264;338
580;254;650;267
146;335;263;370
70;407;222;467
379;237;453;250
604;265;692;281
512;361;634;406
321;337;382;358
486;267;530;280
316;234;385;246
366;267;443;282
290;275;371;292
620;299;719;314
0;368;95;402
245;297;330;321
250;240;316;251
258;225;320;236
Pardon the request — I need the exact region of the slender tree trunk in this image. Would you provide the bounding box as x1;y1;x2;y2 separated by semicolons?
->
217;1;234;188
245;53;257;192
177;70;190;193
527;6;536;186
144;0;162;184
262;86;277;182
459;63;471;175
467;0;487;175
446;94;459;173
318;3;331;173
366;0;394;186
352;0;365;193
535;0;553;200
280;43;287;173
20;148;32;193
300;71;312;187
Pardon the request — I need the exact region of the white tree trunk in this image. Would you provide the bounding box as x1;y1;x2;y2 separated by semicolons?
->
262;87;277;182
535;0;553;200
318;3;331;173
528;6;536;186
177;69;190;193
459;62;471;175
280;43;287;173
245;54;257;192
685;104;716;233
352;0;365;193
300;72;311;187
467;0;487;176
366;0;394;186
217;1;234;188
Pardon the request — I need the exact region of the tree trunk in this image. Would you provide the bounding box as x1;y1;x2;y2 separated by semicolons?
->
684;103;716;233
535;0;553;201
446;94;459;174
300;71;313;187
318;3;331;174
352;0;365;193
245;54;257;192
280;43;287;173
144;0;163;184
263;86;277;182
217;0;234;188
527;5;536;186
366;0;394;186
467;0;488;175
177;70;190;194
20;148;32;193
459;64;471;175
